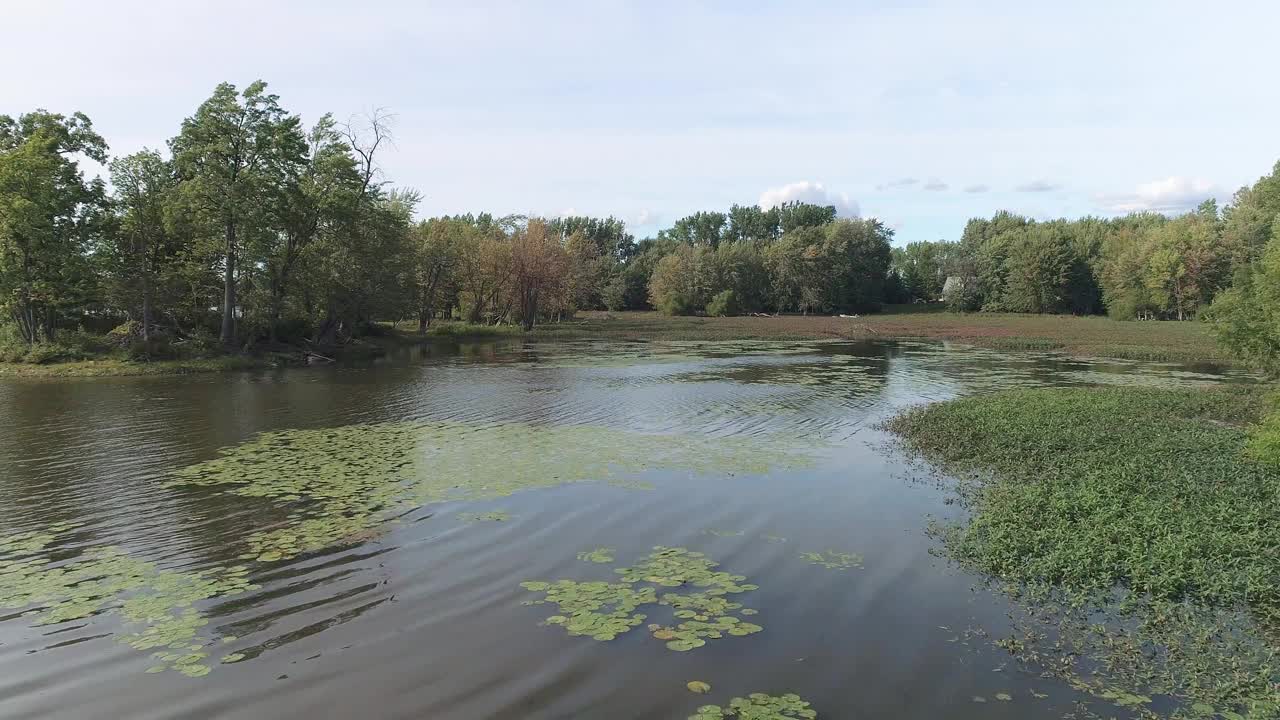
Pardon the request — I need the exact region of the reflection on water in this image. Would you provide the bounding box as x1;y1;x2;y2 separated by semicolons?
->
0;340;1256;719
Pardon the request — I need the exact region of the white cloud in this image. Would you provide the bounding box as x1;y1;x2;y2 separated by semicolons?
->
759;181;859;217
962;183;990;193
1014;180;1060;192
1095;176;1218;214
876;177;918;191
922;178;948;191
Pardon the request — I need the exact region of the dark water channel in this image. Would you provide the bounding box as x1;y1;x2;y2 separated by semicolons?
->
0;340;1254;719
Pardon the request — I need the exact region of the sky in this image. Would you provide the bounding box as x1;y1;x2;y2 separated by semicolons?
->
5;0;1279;244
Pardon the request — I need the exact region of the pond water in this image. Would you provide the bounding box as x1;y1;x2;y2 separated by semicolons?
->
0;340;1256;720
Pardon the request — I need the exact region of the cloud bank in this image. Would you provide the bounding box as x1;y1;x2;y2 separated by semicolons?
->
759;181;859;217
1095;176;1218;214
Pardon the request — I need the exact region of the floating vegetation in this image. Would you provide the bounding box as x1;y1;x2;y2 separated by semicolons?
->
890;387;1280;718
0;526;256;677
577;547;615;563
171;420;816;563
760;534;787;543
688;692;817;719
703;529;744;537
457;511;510;523
687;680;712;694
522;547;762;652
518;580;654;641
798;550;863;570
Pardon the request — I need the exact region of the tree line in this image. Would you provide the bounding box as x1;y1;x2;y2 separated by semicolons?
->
3;79;1280;371
887;163;1279;325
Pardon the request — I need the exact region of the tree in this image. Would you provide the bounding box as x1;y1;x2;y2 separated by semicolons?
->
662;211;728;248
648;245;706;315
170;81;306;348
106;149;180;342
259;115;360;341
548;215;633;261
0;110;107;343
564;229;607;312
1142;203;1227;320
410;217;465;331
1221;161;1280;270
510;219;569;329
725;204;780;244
1207;221;1280;373
776;201;837;234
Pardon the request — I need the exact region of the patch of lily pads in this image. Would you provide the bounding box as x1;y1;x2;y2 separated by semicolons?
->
577;547;615;563
798;550;863;570
522;547;763;652
688;692;817;719
170;420;816;563
0;525;256;677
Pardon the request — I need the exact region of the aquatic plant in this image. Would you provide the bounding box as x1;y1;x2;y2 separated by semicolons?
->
798;550;862;570
577;547;615;563
0;525;256;677
889;385;1280;717
171;420;815;562
687;680;712;694
522;547;762;652
518;580;655;641
688;692;817;719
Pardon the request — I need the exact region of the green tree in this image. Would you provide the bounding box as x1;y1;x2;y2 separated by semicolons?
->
648;244;706;315
258;114;360;341
1207;221;1280;372
776;201;837;234
662;211;727;248
106;149;181;342
170;81;306;348
0;110;107;343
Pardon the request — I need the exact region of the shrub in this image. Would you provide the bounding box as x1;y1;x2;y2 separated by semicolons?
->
706;289;739;317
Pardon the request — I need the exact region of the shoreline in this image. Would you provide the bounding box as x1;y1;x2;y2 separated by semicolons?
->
0;310;1235;378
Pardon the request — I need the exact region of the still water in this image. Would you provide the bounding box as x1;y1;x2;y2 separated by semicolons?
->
0;340;1254;719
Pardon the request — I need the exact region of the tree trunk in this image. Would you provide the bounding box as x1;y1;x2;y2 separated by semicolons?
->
141;273;152;343
220;221;237;349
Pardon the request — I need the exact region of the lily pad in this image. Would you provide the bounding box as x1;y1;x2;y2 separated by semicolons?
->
687;680;712;694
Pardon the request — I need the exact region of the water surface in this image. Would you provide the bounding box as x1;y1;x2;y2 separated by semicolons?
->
0;340;1253;719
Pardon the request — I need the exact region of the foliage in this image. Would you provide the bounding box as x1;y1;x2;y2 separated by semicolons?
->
889;386;1280;718
888;386;1277;610
521;547;763;651
0;523;256;677
688;692;817;719
706;289;739;317
1206;226;1280;374
169;420;816;562
0;110;107;344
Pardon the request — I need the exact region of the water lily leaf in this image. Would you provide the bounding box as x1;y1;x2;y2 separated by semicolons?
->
687;680;712;694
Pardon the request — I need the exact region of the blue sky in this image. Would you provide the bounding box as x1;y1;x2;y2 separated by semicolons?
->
5;0;1279;244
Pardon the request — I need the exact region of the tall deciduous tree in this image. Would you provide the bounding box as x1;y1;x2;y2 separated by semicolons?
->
107;149;180;341
0;111;107;343
170;81;305;348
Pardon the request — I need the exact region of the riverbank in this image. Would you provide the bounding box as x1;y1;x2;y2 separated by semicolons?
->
887;385;1280;718
0;309;1232;377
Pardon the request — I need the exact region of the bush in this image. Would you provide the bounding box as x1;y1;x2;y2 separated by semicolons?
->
706;289;739;317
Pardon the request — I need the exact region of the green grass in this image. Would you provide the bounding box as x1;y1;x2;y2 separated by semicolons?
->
888;386;1280;717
